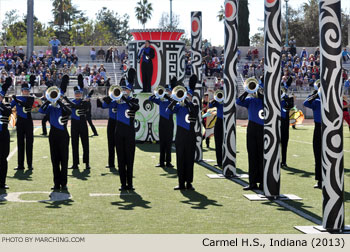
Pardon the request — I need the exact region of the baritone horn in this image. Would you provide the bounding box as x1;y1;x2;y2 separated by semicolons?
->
214;89;224;103
154;86;166;99
243;77;259;94
109;85;123;101
45;86;61;103
171;86;187;102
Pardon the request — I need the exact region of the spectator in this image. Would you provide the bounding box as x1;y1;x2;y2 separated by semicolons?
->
62;46;70;56
314;47;320;58
76;65;83;75
246;49;252;61
90;47;96;61
71;46;77;56
69;64;77;75
342;48;349;62
344;77;350;95
300;48;308;59
45;45;52;57
97;47;105;61
49;36;61;58
252;48;259;60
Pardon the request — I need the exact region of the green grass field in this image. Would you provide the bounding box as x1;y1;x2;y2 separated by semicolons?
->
0;123;349;234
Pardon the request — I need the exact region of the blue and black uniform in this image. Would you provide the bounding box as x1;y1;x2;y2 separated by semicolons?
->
209;100;224;167
281;94;294;166
168;98;198;190
303;94;322;187
98;97;118;168
236;94;264;189
64;97;90;169
137;45;155;92
112;96;139;189
149;95;174;166
11;95;34;169
86;100;98;136
0;101;12;188
39;100;71;189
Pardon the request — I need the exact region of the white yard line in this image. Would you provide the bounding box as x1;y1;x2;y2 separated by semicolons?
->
7;128;39;161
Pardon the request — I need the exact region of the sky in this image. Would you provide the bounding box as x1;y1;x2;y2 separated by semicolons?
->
0;0;349;46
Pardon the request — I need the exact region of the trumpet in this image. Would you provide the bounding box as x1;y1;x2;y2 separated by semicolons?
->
109;85;124;101
154;86;166;99
45;86;61;104
171;85;187;102
214;89;224;103
243;77;259;94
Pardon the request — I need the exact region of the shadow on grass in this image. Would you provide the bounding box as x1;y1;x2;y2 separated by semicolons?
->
69;169;91;181
180;190;223;210
136;143;176;153
159;165;177;179
101;166;119;176
0;189;8;205
111;192;151;210
12;169;33;181
282;165;314;178
40;199;74;209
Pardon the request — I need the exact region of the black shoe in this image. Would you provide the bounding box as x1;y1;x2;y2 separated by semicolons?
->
126;186;135;191
314;181;322;189
166;163;174;168
85;164;91;170
0;185;9;189
174;185;186;190
119;186;127;191
258;184;264;190
93;134;99;136
28;166;34;170
281;163;287;168
105;165;115;169
61;186;68;191
243;184;258;191
69;165;79;169
186;183;195;191
41;133;47;136
51;186;60;190
14;166;25;170
214;164;222;168
155;163;165;167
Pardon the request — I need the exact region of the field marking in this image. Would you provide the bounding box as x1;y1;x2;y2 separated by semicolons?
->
0;191;71;203
290;139;350;152
198;161;322;226
7;128;39;161
89;193;135;197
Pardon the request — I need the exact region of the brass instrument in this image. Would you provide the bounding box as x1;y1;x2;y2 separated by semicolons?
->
109;85;124;101
314;79;321;91
45;86;61;104
214;89;224;103
171;85;187;102
243;77;259;94
154;86;166;99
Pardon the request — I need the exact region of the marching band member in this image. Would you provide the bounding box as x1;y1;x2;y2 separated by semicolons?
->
148;77;177;168
303;87;322;189
167;74;199;191
96;90;118;169
63;74;92;170
0;77;13;189
280;84;295;168
137;40;155;93
209;88;224;168
114;68;140;191
39;79;71;191
236;78;264;191
11;83;34;170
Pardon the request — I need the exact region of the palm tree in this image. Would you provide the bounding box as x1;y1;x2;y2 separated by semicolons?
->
135;0;153;29
51;0;73;31
217;5;224;22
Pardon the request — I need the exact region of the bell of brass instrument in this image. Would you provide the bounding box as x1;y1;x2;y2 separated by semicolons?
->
171;85;187;102
243;77;259;94
313;79;321;91
214;89;224;103
109;85;124;101
154;86;166;99
45;86;61;104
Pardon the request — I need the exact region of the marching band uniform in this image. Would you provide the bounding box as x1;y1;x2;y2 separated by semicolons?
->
149;79;176;168
64;86;91;170
114;69;140;190
280;91;294;167
168;75;199;190
11;83;34;170
41;112;50;136
303;91;322;189
97;96;117;169
86;99;98;137
39;98;71;190
209;94;224;167
236;91;264;191
0;77;13;189
137;40;155;93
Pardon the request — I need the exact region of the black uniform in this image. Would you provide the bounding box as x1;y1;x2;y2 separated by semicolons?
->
39;100;71;189
138;46;155;92
64;96;90;169
0;101;12;188
111;95;139;190
168;97;198;190
86;100;98;136
280;94;294;166
11;93;34;170
41;113;50;135
209;101;224;167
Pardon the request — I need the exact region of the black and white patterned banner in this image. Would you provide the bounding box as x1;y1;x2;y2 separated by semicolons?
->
223;0;238;176
263;0;281;197
319;0;344;231
191;11;203;161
